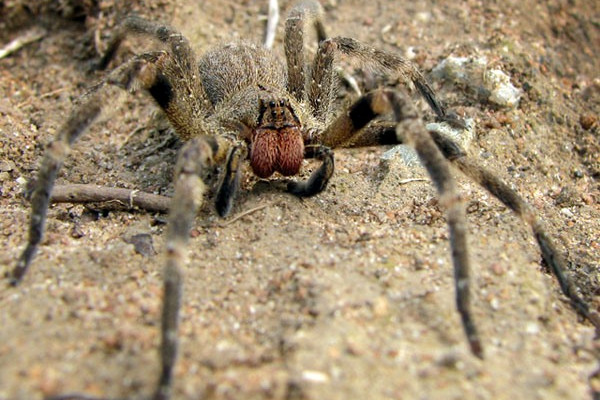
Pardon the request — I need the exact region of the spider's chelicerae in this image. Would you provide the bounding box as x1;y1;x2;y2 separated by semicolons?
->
9;1;599;399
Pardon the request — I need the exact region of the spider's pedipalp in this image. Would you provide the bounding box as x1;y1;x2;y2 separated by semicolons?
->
286;144;334;197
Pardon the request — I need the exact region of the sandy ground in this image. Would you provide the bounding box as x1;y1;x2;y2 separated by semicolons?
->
1;0;599;399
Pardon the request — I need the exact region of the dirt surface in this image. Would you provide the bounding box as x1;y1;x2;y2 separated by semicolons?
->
1;1;599;399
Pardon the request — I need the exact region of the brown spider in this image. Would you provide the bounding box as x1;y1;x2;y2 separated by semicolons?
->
9;1;599;399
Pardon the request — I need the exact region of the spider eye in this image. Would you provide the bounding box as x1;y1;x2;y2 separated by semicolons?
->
269;100;276;107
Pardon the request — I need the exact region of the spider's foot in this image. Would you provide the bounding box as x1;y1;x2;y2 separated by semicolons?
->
9;246;36;286
469;336;484;359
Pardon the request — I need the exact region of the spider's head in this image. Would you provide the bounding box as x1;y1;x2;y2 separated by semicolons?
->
250;97;304;178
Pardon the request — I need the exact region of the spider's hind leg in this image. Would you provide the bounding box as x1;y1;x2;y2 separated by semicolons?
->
95;15;196;73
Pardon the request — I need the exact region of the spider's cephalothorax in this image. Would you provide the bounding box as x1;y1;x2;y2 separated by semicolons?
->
10;1;599;399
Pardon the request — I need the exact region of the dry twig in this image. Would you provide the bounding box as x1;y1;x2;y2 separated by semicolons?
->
264;0;280;49
50;184;170;212
0;28;45;60
220;203;273;226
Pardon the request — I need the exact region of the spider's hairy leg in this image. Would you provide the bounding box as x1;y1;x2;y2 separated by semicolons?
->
45;138;216;400
153;136;217;400
318;88;481;356
320;90;399;148
284;0;327;102
287;144;334;197
307;37;336;123
154;259;181;400
96;15;195;73
328;87;599;351
9;53;163;285
215;145;246;217
94;18;212;141
386;91;483;358
324;37;465;128
9;101;101;285
429;133;600;333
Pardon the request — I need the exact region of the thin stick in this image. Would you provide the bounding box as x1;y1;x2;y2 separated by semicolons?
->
336;67;362;96
220;203;272;226
0;28;45;60
398;178;428;185
50;184;170;212
16;87;70;109
264;0;279;49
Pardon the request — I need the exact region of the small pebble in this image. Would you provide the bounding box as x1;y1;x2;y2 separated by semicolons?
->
580;113;597;130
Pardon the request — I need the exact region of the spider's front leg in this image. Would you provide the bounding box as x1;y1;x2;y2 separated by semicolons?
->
46;136;226;400
384;91;482;357
312;87;481;356
154;136;217;400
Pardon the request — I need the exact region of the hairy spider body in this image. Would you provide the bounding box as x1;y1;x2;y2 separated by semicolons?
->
149;41;319;186
9;1;599;399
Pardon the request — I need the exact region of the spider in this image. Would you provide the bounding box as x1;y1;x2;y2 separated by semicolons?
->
9;1;599;399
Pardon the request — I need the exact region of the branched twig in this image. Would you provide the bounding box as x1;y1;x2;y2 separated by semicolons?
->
50;184;170;212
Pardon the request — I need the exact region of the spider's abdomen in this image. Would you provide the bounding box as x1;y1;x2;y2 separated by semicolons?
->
198;43;287;106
